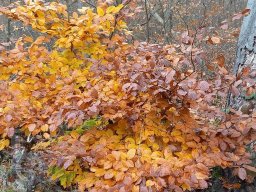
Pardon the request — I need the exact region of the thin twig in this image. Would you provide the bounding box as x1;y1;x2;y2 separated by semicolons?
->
144;0;150;42
170;1;208;92
108;0;132;40
83;0;96;8
175;1;190;35
69;0;78;7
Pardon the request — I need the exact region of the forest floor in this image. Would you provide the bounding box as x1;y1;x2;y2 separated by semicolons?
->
0;149;255;192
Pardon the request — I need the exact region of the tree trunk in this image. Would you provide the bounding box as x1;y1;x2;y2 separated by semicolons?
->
229;0;256;113
234;0;256;74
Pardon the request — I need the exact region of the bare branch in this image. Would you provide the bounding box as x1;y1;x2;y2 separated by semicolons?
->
144;0;150;42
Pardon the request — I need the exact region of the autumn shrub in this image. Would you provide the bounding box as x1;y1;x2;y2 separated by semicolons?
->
0;1;255;191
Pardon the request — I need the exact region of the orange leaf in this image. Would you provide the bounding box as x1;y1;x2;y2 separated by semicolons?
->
127;149;136;159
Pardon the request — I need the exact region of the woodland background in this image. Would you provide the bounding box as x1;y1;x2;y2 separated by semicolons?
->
0;0;256;192
0;0;247;64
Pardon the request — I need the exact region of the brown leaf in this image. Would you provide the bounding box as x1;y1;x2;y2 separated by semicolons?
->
104;170;115;179
230;129;241;137
166;70;176;84
198;179;208;189
243;165;256;173
7;127;14;137
220;23;229;30
219;67;228;75
208;36;221;44
242;8;250;16
63;159;73;169
232;13;243;21
241;66;251;77
5;114;13;122
28;123;36;132
231;86;240;96
215;55;225;67
238;168;247;180
234;80;242;87
198;81;210;91
177;89;187;96
223;182;241;189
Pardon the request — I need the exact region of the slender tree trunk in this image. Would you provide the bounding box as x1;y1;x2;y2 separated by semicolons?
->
229;0;256;113
144;0;150;42
234;0;256;74
6;0;12;50
164;0;173;43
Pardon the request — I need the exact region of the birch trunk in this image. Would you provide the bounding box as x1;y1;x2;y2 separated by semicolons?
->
234;0;256;74
229;0;256;114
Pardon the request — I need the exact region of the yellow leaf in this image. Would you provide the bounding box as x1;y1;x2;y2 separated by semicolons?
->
125;137;135;144
78;174;96;189
202;145;207;151
19;83;27;90
182;183;191;191
31;141;51;151
113;4;124;13
127;143;137;150
120;152;127;160
84;177;96;188
132;186;140;192
212;147;220;153
3;106;11;113
117;20;127;28
41;124;49;132
123;159;134;168
151;151;162;159
146;180;155;187
171;130;181;136
91;168;105;177
70;131;80;139
97;7;104;16
0;139;10;151
163;137;169;143
175;135;185;143
127;148;136;159
152;143;159;150
168;107;176;113
106;5;123;14
181;144;188;150
192;149;199;158
106;6;115;14
113;81;119;92
103;161;112;169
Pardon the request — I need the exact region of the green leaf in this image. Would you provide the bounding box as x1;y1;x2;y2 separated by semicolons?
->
66;172;76;187
60;175;67;188
51;168;65;180
243;93;256;100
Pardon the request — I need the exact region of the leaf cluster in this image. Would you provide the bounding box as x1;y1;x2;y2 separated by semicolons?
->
0;1;255;191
